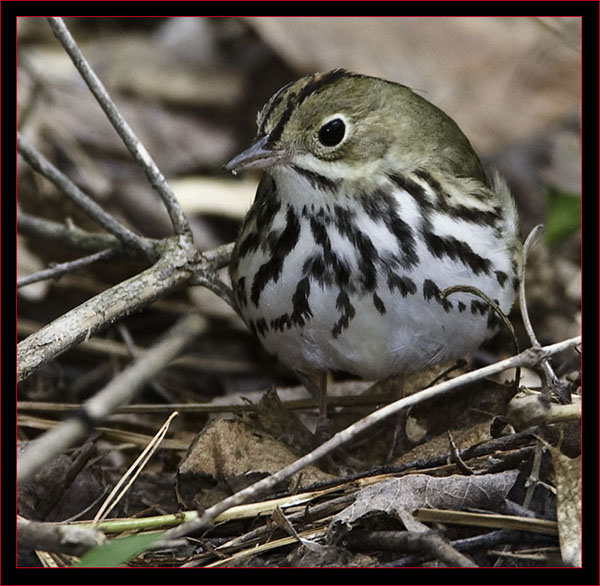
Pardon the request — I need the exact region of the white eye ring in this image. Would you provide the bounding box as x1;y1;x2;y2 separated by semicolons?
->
318;113;351;148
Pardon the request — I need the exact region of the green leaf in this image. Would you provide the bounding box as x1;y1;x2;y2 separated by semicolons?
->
544;187;581;247
74;531;165;567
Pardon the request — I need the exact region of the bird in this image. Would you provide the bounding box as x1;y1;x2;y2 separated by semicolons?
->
225;69;521;435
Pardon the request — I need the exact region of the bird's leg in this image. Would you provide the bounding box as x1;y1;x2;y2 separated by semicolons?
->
317;370;329;433
295;370;329;441
385;373;406;464
296;370;365;471
315;370;331;440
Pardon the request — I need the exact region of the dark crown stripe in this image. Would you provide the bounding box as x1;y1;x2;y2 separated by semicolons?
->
266;69;355;147
258;79;295;136
296;69;354;107
267;93;296;146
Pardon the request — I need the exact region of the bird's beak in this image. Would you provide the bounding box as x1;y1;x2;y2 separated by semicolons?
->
224;135;286;175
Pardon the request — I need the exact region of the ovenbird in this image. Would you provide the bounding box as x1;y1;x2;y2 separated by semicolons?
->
225;69;521;425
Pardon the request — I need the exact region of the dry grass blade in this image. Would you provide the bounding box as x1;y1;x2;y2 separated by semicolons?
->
93;412;179;523
204;528;328;568
414;508;558;536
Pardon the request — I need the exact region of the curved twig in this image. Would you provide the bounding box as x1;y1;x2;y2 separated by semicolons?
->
17;248;119;289
519;225;565;401
441;283;521;394
440;284;518;356
17;211;124;253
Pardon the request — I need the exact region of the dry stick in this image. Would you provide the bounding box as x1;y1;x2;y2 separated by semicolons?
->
441;284;521;397
17;134;155;259
157;336;580;545
17;314;205;483
17;244;195;384
46;17;191;239
17;248;119;289
17;211;123;253
517;227;563;510
523;440;550;510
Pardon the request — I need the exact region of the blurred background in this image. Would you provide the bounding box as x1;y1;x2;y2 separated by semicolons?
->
17;16;581;419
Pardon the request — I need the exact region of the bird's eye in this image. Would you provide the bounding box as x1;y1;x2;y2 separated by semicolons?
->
318;118;345;147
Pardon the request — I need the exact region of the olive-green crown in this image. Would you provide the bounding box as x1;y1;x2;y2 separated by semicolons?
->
256;69;486;183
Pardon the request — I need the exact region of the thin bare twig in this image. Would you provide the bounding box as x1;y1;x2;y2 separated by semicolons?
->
441;283;521;396
520;226;545;348
46;17;192;239
523;440;553;509
17;211;123;253
441;284;518;355
17;393;400;417
156;336;580;545
17;312;252;376
17;248;119;289
17;134;156;259
17;314;205;483
447;431;475;476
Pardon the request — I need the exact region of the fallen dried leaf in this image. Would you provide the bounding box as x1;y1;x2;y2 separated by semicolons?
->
177;418;334;508
329;470;519;540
